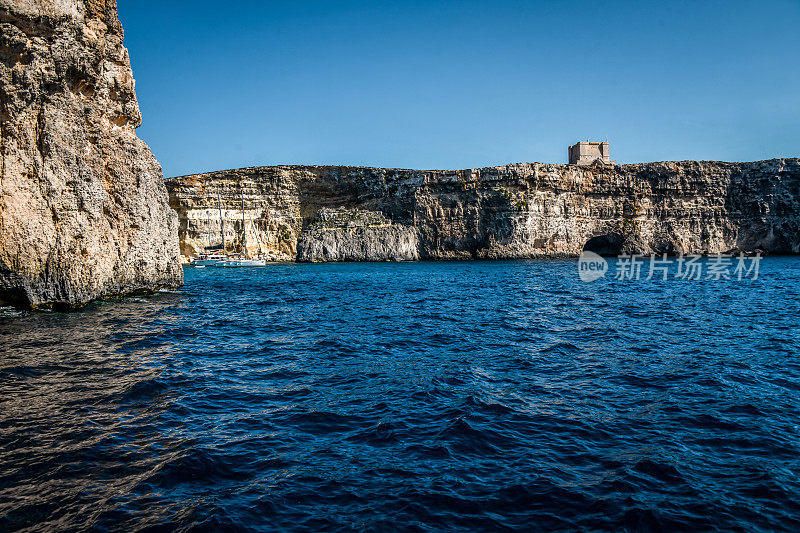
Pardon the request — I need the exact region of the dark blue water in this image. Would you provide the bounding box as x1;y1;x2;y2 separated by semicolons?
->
2;259;800;531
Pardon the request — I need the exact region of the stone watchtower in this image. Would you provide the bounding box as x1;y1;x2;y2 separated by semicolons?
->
568;141;614;166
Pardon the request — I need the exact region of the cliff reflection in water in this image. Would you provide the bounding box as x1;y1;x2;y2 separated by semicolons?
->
0;293;194;529
2;260;800;530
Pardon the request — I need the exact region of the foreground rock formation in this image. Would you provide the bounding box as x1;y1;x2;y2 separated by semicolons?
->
166;159;800;262
0;0;182;309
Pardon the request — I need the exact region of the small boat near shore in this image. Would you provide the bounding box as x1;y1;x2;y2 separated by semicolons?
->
190;184;267;267
215;258;267;267
192;252;227;267
190;253;268;267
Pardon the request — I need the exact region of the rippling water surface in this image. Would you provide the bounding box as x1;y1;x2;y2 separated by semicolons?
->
2;259;800;531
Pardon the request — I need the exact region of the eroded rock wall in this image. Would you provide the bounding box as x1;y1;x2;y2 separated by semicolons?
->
0;0;182;308
166;159;800;262
297;208;419;261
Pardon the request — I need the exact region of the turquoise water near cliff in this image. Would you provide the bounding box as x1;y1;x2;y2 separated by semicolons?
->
2;259;800;530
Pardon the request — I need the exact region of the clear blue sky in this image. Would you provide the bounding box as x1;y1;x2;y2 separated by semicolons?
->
117;0;800;177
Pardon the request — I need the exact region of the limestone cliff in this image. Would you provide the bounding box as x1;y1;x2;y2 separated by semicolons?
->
0;0;182;309
165;159;800;262
297;208;419;262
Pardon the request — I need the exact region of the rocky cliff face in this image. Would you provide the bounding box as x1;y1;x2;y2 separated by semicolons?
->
0;0;182;309
166;159;800;262
297;208;419;262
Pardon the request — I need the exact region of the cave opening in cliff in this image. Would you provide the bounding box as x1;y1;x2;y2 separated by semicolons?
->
583;234;624;257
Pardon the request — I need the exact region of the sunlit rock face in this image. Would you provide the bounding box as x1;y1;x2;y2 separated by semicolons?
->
0;0;182;308
297;207;419;262
165;167;303;263
166;159;800;262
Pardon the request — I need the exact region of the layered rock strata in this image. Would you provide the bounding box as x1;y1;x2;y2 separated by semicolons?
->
166;159;800;262
0;0;182;308
297;208;419;262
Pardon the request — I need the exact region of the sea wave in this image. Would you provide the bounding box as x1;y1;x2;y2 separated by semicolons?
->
2;259;800;530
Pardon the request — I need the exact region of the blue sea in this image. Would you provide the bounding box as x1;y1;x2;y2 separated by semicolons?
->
2;259;800;531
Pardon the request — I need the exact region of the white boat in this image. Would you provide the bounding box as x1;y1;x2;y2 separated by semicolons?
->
213;184;266;267
192;252;227;267
190;185;267;268
216;258;267;267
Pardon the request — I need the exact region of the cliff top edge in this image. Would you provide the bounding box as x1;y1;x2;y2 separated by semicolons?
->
166;158;799;181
